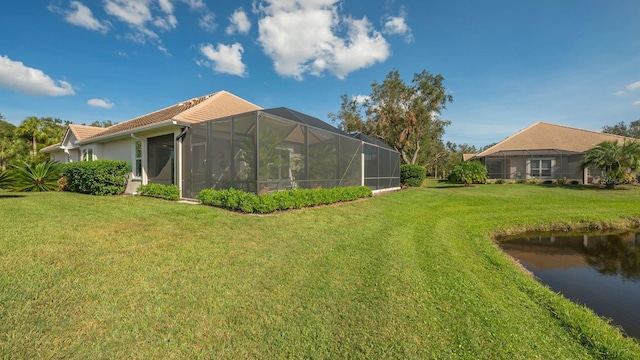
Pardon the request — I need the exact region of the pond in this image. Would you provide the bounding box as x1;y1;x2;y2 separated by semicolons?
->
499;231;640;339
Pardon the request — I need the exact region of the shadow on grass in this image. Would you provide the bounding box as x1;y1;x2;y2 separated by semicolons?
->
549;184;637;191
0;194;26;198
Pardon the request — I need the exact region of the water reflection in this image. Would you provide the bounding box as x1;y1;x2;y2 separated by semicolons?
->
499;231;640;339
501;232;640;281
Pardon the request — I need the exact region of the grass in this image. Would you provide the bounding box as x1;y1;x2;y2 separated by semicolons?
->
1;184;640;358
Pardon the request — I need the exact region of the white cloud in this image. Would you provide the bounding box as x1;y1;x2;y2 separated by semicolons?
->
179;0;205;10
614;81;640;96
199;12;217;32
104;0;152;27
353;94;369;104
633;100;640;107
383;16;413;42
157;45;171;56
227;8;251;35
627;81;640;91
0;55;75;96
257;0;390;80
198;43;247;77
50;1;111;34
87;98;114;109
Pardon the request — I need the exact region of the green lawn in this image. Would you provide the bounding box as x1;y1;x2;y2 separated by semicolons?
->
1;184;640;359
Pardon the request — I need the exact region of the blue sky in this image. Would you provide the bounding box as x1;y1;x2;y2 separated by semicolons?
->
0;0;639;148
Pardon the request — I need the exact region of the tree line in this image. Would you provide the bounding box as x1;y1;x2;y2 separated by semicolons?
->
0;114;112;171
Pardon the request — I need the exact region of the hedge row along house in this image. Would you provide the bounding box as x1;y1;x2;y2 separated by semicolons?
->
41;91;401;198
465;122;637;183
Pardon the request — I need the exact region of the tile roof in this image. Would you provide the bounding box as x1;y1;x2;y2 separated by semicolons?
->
474;122;636;158
39;124;106;153
68;124;106;141
83;91;261;142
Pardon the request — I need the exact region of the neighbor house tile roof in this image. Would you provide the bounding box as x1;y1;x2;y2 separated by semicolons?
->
474;122;635;158
68;124;107;140
83;90;261;142
39;124;107;153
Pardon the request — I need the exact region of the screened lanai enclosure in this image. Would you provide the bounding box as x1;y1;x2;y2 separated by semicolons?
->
479;149;587;183
180;108;401;198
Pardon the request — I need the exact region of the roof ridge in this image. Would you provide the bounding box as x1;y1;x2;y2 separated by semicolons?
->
537;121;633;141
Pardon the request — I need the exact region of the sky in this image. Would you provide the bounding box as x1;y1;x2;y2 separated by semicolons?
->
0;0;639;148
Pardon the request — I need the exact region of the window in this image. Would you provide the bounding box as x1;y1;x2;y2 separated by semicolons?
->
82;148;94;161
530;159;552;177
134;140;142;178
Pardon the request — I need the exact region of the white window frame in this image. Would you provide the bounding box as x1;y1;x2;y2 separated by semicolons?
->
81;147;95;162
132;139;143;179
527;158;554;178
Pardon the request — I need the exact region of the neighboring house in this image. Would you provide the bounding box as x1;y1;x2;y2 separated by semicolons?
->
466;122;636;183
42;90;400;197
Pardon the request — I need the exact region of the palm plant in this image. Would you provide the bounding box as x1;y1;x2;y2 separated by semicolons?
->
579;140;640;189
0;169;12;190
10;160;62;192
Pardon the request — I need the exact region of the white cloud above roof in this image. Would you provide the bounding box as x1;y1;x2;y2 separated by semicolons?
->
227;8;251;35
87;98;115;109
0;55;75;96
49;1;111;34
256;0;389;80
198;43;247;77
633;100;640;107
383;16;413;42
199;12;217;32
627;81;640;91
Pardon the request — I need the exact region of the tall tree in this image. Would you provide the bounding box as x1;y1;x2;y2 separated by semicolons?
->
329;69;452;164
89;120;114;128
14;116;68;158
602;119;640;138
579;140;640;189
0;115;17;171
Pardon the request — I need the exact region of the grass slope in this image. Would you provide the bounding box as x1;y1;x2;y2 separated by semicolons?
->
1;184;639;358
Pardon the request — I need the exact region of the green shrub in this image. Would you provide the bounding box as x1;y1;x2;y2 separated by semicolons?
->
495;178;506;184
449;161;488;185
556;177;568;185
516;179;528;184
400;164;426;187
137;183;180;200
542;179;555;185
63;160;130;195
9;160;62;192
197;186;373;214
570;180;580;185
529;177;539;185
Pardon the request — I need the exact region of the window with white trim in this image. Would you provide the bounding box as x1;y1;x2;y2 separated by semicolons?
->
529;159;553;177
81;148;94;161
133;140;142;178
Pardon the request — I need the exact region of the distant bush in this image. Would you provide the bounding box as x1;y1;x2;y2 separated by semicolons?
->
449;161;487;185
495;179;506;184
63;160;129;195
197;186;373;214
542;180;555;185
400;164;426;187
137;183;180;200
485;179;495;184
516;179;528;184
529;178;539;185
556;177;568;185
570;180;580;185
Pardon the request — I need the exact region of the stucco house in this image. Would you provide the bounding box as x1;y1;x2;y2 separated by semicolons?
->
42;90;400;198
466;122;636;183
